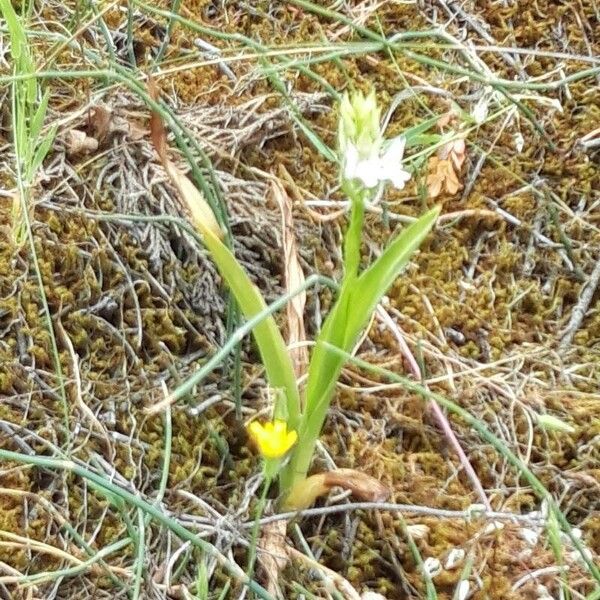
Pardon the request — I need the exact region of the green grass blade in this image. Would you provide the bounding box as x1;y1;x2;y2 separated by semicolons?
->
29;88;50;142
319;344;600;584
0;0;25;60
402;114;441;147
0;449;275;600
28;124;57;178
258;57;336;162
20;537;132;587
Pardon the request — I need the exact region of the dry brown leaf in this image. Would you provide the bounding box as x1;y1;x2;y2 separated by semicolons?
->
427;156;462;198
444;160;461;194
148;80;223;239
450;138;466;170
88;104;113;143
323;469;390;502
257;520;288;598
437;106;460;130
283;468;390;510
270;178;308;378
437;111;454;129
65;129;98;156
438;137;466;170
426;158;444;199
86;104;147;144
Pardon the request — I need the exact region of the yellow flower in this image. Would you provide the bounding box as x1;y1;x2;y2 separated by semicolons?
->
247;419;297;459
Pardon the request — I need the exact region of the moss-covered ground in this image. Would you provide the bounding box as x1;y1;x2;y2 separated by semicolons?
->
0;1;598;598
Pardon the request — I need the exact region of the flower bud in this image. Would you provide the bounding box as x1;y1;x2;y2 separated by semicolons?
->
338;89;381;160
337;89;411;191
535;413;575;434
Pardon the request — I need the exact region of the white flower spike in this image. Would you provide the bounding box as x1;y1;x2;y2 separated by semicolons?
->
339;90;412;191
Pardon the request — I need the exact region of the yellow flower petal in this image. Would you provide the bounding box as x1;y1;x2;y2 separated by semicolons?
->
247;419;298;459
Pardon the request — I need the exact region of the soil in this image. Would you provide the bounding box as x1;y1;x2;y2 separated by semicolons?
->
0;1;598;599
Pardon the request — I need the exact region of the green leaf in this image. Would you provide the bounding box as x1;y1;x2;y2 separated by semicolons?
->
25;63;37;105
403;115;440;147
199;226;301;430
196;559;209;600
406;133;442;147
15;92;28;159
344;205;440;345
283;206;440;488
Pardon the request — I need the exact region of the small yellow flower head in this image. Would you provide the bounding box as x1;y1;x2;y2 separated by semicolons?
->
247;419;297;459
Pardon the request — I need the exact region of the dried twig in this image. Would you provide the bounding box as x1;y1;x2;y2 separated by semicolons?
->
253;501;544;527
559;259;600;351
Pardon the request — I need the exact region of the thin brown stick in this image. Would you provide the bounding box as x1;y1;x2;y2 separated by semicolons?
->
559;259;600;351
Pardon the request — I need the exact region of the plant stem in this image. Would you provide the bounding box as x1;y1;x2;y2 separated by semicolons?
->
246;476;272;584
279;191;366;497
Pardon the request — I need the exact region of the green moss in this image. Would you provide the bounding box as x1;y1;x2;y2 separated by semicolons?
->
0;0;598;597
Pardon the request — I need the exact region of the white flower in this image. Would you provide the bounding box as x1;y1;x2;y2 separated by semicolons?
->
338;90;412;192
343;136;411;190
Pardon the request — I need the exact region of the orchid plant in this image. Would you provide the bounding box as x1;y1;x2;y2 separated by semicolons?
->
152;88;440;510
276;91;439;507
